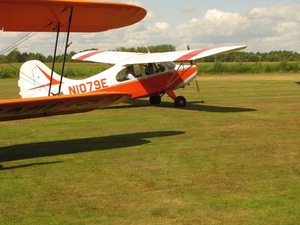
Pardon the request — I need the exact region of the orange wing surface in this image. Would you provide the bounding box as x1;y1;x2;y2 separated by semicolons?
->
0;0;147;32
0;92;131;121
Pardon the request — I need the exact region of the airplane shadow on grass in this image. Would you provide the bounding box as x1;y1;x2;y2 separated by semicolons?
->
105;99;257;113
0;130;185;170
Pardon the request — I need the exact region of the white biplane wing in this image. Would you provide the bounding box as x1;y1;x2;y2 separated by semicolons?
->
72;51;142;64
72;45;247;65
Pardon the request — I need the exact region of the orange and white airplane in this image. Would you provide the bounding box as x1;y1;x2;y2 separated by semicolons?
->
0;0;147;121
19;45;247;108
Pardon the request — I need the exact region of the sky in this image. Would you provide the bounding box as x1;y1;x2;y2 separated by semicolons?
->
1;0;300;56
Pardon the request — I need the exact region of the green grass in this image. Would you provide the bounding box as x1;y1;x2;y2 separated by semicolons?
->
0;74;300;224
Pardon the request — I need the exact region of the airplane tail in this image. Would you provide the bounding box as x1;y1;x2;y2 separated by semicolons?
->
18;60;69;98
296;81;300;85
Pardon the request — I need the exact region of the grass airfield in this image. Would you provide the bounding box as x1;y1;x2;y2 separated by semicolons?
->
0;73;300;224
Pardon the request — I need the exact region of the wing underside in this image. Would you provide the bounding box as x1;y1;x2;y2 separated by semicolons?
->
0;92;131;121
0;0;147;32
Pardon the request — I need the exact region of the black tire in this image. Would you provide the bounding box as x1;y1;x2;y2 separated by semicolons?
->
149;95;161;105
174;96;186;107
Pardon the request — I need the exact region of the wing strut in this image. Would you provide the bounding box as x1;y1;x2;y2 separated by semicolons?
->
59;7;73;95
48;22;60;96
47;7;73;96
165;62;193;89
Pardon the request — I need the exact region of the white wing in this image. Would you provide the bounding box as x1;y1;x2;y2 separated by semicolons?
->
72;45;247;65
72;50;142;64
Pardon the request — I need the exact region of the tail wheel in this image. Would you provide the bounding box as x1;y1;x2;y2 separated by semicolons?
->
149;95;161;105
174;96;186;107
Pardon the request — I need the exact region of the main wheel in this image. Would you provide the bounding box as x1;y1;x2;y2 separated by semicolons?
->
174;96;186;107
149;95;161;105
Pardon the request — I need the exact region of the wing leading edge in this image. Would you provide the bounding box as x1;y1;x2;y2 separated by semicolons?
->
0;92;131;121
72;45;248;65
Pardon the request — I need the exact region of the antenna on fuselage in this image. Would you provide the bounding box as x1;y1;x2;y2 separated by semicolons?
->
142;40;150;53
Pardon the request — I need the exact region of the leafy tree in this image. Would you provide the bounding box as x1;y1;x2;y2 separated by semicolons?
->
6;48;21;63
2;45;300;64
116;44;176;53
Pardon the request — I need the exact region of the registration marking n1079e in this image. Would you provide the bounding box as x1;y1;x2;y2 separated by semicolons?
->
68;78;108;94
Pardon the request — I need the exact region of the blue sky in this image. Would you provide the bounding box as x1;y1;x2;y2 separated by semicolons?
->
1;0;300;55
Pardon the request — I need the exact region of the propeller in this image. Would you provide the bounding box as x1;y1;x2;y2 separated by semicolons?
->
187;45;200;92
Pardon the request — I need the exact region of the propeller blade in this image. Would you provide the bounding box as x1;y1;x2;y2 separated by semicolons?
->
187;44;193;65
195;77;200;92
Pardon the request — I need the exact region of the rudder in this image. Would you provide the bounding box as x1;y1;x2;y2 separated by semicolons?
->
18;60;66;98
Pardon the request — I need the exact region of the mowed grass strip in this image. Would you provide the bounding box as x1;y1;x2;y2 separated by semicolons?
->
0;73;300;224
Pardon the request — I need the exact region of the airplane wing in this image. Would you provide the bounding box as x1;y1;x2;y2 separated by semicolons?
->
72;50;142;64
0;92;131;121
0;0;147;32
72;45;248;64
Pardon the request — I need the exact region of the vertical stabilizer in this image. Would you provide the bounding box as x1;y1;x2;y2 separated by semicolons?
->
18;60;67;98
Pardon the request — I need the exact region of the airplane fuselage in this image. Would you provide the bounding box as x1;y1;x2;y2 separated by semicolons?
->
18;60;198;107
62;63;198;99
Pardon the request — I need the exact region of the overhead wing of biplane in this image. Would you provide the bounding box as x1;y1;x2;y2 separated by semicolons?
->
0;0;147;32
0;92;131;121
72;45;247;64
0;0;146;121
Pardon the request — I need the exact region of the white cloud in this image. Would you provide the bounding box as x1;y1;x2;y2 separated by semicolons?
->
121;3;299;53
1;3;300;55
143;9;164;22
156;22;169;30
171;4;300;52
182;5;195;12
247;4;300;21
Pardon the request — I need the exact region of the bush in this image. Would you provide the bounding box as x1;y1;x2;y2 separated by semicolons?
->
233;63;253;73
212;61;228;73
291;62;300;73
1;61;300;79
279;60;300;73
0;67;18;78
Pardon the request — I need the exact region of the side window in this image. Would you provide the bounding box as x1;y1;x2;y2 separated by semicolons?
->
116;67;127;81
145;63;155;75
144;63;166;75
155;63;166;73
116;64;142;82
133;64;142;78
166;62;175;70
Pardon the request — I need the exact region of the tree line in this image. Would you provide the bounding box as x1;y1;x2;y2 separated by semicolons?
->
1;44;300;64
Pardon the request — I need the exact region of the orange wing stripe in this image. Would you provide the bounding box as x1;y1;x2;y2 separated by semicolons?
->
76;50;105;60
176;48;211;61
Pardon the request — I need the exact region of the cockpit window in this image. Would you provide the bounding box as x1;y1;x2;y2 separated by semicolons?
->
144;63;155;75
116;62;174;82
144;63;167;75
166;62;175;70
116;64;142;81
